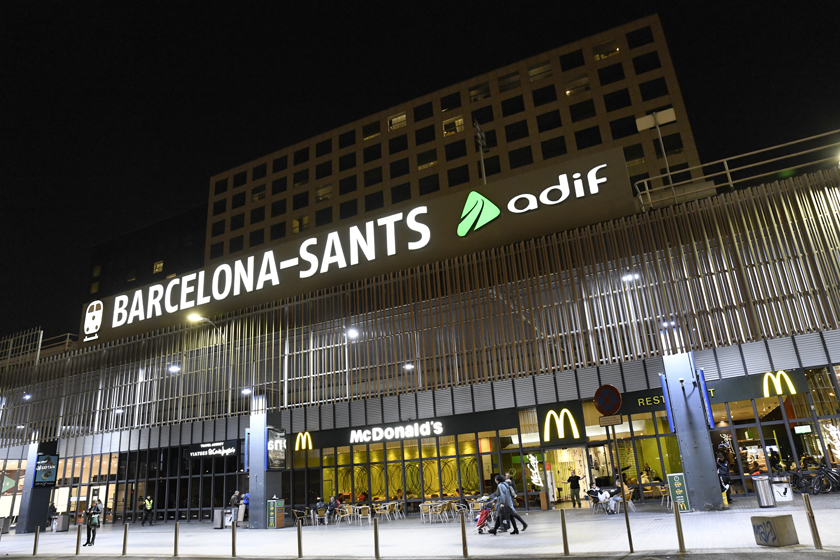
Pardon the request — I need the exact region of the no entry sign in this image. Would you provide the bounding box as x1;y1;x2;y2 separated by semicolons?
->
594;384;622;416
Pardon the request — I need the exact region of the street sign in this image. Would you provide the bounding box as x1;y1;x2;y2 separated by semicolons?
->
599;415;622;427
594;384;622;416
667;473;691;512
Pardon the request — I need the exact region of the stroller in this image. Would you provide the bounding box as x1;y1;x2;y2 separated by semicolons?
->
475;503;494;534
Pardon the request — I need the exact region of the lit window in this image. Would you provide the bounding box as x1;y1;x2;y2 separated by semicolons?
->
90;282;99;294
362;121;381;140
442;116;464;137
593;38;620;60
166;273;176;279
153;261;163;274
564;75;590;96
417;149;437;171
498;72;521;93
292;216;309;234
469;82;490;103
388;112;406;131
316;185;333;202
127;270;136;282
92;265;101;278
528;61;552;83
251;184;266;202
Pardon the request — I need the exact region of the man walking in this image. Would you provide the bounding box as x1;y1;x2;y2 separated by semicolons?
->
487;475;519;535
563;470;582;508
141;495;154;526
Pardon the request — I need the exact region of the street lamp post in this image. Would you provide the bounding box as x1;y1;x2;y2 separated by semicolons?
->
636;108;677;192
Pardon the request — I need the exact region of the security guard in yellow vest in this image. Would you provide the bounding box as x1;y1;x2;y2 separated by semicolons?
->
141;495;154;526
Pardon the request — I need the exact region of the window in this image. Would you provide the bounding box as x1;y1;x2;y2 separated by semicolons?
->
469;82;490;103
293;169;309;188
604;88;632;112
90;281;99;294
362;121;381;140
440;92;461;113
315;138;332;157
229;235;244;253
212;199;226;216
339;152;356;171
501;95;525;117
388;112;407;131
363;143;381;163
570;99;597;122
251;206;266;224
630;172;650;194
292;216;309;233
211;220;225;237
414;102;433;122
598;62;625;86
418;174;440;196
293;192;309;210
609;115;638;140
575;126;603;150
92;265;101;277
477;155;501;178
294;147;309;166
474;129;497;151
593;38;620;60
270;222;286;240
528;61;552;82
232;171;247;188
232;192;246;209
251;184;266;202
338;130;356;149
541;135;567;160
315;207;332;227
627;26;654;49
536;110;562;133
508;146;533;169
364;167;383;187
153;261;163;274
272;177;287;195
214;178;228;195
315;184;333;202
417;149;437;170
389;134;408;154
564;75;590;96
559;49;585;71
339;175;357;195
315;160;332;179
640;77;669;101
443;115;464;136
231;213;245;230
273;155;288;173
532;84;557;107
415;125;435;145
390;158;410;178
365;191;384;211
471;105;493;125
633;51;661;75
271;199;287;217
653;132;684;158
391;182;411;203
623;143;646;166
447;165;470;187
498;71;521;92
339;199;358;219
660;162;691;185
445;140;467;161
252;163;267;181
504;120;529;142
210;241;224;259
249;229;264;247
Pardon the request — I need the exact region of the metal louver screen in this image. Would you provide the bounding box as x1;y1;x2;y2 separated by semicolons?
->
645;356;664;388
622;361;647;391
716;346;745;379
226;418;239;440
416;391;435;419
472;383;493;412
382;396;399;423
159;427;170;448
742;341;772;375
513;377;536;407
492;380;515;409
822;329;840;363
306;406;320;431
350;400;365;427
334;402;349;428
399;393;416;421
599;363;623;392
292;408;306;432
795;333;828;367
767;337;799;370
434;389;454;416
366;400;382;425
693;349;719;380
555;370;578;401
320;405;334;430
453;386;473;415
534;374;557;404
576;367;599;399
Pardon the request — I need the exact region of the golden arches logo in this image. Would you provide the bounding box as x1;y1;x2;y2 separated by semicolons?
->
543;408;580;441
763;371;797;397
295;432;313;451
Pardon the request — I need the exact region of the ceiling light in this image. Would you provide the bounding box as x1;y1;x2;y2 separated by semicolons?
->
115;408;124;414
241;388;252;395
169;365;181;373
404;363;415;370
347;328;359;339
23;393;31;401
16;425;24;429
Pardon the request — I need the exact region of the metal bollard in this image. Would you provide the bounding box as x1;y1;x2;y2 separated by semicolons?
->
560;509;569;556
297;519;303;558
122;523;129;556
33;525;40;556
174;521;179;557
232;516;237;558
460;512;468;558
75;525;82;555
373;517;380;560
803;493;822;550
673;503;686;553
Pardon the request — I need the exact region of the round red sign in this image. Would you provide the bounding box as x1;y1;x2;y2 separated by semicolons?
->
594;384;622;416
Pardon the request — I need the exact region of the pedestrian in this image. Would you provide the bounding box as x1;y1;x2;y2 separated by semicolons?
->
47;502;57;530
716;453;734;503
229;491;240;508
563;470;583;508
487;474;519;535
141;495;154;526
504;473;528;531
243;492;249;521
83;499;102;546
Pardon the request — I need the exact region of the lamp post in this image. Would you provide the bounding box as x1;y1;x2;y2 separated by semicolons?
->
636;108;677;178
474;121;489;185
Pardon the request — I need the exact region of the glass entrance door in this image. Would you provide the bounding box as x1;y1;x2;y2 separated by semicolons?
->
544;446;587;506
587;444;614;488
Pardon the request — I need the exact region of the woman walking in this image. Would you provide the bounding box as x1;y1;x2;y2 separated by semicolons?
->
83;499;102;546
487;474;519;535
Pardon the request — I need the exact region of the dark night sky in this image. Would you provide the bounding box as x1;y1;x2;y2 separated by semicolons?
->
3;2;839;339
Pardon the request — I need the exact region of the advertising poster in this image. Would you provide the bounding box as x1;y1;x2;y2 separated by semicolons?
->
267;428;286;470
34;455;59;487
667;472;690;511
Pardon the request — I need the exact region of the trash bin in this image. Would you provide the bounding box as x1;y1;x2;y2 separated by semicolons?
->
771;475;794;502
754;475;776;508
53;514;70;532
213;508;225;529
0;517;11;534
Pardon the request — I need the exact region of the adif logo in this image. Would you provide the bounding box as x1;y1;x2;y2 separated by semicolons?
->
507;164;607;214
543;408;581;441
762;371;797;397
458;192;501;237
83;300;104;342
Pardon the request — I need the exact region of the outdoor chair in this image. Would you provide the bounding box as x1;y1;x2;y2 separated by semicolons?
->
420;503;432;523
335;506;354;526
292;508;309;525
315;508;328;525
357;505;372;525
374;503;392;521
394;501;406;519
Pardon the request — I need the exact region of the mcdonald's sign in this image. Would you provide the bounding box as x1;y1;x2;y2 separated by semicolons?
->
763;370;797;397
295;431;313;451
538;403;585;444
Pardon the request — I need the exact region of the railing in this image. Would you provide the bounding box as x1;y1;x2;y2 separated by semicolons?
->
40;333;78;356
636;128;840;211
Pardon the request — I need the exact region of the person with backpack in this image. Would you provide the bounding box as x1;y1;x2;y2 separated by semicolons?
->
716;454;734;503
141;495;154;526
487;474;519;535
83;499;102;546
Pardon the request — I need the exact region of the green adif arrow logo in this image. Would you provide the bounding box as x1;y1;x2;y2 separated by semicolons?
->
457;191;501;237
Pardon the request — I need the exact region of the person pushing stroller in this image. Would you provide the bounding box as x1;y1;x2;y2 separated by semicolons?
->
485;474;519;535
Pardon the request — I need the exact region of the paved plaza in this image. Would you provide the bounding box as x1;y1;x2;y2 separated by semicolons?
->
2;494;839;558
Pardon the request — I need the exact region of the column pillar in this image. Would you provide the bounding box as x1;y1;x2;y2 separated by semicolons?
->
248;398;267;529
15;441;58;534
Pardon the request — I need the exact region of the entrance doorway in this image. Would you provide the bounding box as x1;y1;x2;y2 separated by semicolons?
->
543;444;615;507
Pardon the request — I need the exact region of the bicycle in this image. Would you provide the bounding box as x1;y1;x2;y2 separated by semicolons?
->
809;463;840;495
789;468;814;493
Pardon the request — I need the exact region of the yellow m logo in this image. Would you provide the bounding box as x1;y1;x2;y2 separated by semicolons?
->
295;432;313;451
543;409;580;441
763;371;797;397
